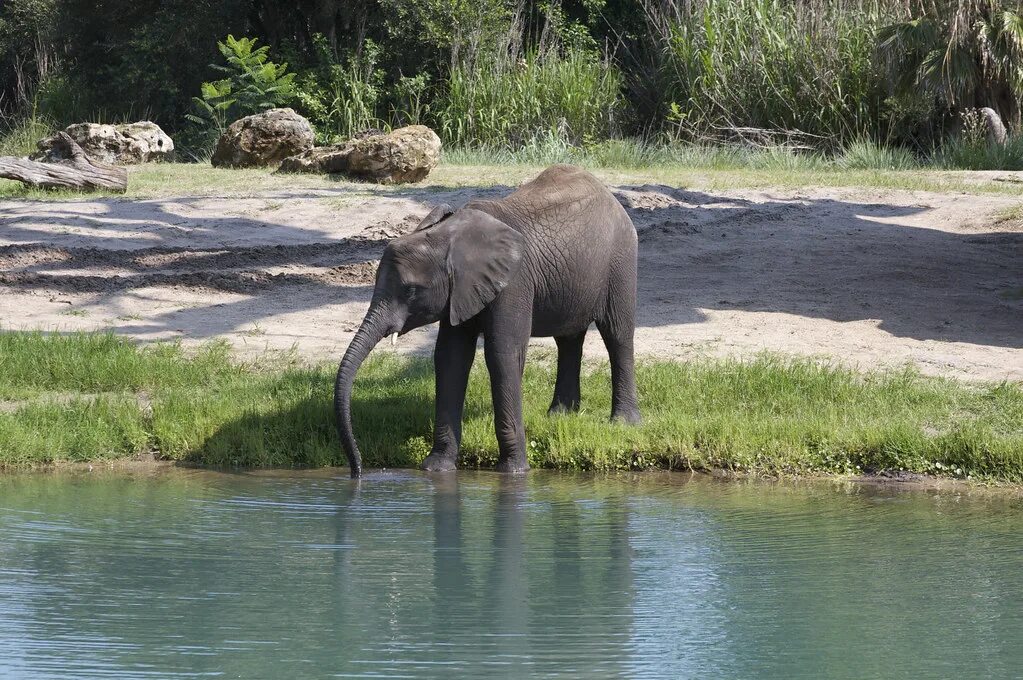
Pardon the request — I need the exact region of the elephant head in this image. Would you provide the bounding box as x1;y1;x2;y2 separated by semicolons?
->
335;204;526;477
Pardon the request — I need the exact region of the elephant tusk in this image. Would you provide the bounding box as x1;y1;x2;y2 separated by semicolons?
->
390;333;397;346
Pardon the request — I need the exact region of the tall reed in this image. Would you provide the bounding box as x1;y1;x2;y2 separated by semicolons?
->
650;0;903;147
436;48;624;148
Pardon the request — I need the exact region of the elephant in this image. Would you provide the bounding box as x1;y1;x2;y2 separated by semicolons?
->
334;164;640;478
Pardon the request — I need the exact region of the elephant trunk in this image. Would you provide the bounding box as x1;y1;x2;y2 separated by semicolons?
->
335;306;391;478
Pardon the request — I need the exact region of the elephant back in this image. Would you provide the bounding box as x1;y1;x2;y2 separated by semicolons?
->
471;164;629;242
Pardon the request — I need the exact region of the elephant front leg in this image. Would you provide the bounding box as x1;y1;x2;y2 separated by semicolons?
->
484;336;530;473
422;321;479;472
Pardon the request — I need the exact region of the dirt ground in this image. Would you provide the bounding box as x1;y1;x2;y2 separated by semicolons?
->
1;177;1021;381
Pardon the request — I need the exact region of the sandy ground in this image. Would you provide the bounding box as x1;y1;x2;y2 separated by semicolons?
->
1;179;1021;381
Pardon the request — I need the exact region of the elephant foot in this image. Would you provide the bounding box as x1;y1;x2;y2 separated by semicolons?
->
611;408;642;425
548;400;580;416
421;453;458;472
496;457;530;473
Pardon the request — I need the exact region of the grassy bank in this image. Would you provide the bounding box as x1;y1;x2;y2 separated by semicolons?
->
1;332;1020;481
3;155;1023;202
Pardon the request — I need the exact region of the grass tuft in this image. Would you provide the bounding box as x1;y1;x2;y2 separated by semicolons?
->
0;332;1020;481
932;136;1023;171
0;116;54;157
838;139;919;170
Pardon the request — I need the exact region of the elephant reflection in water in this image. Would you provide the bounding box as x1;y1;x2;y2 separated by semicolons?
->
430;475;634;676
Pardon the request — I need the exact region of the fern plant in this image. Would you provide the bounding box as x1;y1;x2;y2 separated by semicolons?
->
184;35;297;146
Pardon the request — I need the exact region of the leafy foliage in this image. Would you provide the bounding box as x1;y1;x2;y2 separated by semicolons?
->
876;0;1023;128
3;0;1023;166
185;35;297;145
292;37;385;143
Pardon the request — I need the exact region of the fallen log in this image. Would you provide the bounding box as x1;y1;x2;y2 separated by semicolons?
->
0;132;127;192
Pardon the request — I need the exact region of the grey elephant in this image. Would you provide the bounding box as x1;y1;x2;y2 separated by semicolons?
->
335;164;640;478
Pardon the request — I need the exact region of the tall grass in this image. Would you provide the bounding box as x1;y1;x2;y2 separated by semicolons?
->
838;138;919;170
653;0;897;147
437;48;624;148
932;136;1023;171
0;115;52;156
1;333;1021;481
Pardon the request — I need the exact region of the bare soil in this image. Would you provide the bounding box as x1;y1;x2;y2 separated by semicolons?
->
1;180;1021;381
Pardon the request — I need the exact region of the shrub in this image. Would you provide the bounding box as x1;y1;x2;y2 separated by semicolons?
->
183;35;297;154
931;136;1023;170
839;138;919;170
927;107;1023;170
293;37;385;143
876;0;1023;132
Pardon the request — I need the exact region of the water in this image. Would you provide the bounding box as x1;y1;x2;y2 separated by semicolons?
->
1;469;1021;679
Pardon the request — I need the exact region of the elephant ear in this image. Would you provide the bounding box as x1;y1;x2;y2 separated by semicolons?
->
413;203;455;232
444;208;525;326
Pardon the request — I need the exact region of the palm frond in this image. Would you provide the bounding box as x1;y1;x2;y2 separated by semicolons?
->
876;18;941;93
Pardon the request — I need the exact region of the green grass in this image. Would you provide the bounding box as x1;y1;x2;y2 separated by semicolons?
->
3;151;1023;202
1;332;1020;481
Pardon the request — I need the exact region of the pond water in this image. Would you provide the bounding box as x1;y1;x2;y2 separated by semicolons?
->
0;469;1021;679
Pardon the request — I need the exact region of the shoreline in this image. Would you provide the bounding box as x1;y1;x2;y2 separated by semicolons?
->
7;456;1021;496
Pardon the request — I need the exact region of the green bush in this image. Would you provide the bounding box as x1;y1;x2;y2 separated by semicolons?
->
839;138;919;170
876;0;1023;132
931;136;1023;170
293;37;385;143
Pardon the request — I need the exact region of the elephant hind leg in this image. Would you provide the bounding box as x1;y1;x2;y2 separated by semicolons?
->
549;331;586;415
597;267;641;424
596;319;641;424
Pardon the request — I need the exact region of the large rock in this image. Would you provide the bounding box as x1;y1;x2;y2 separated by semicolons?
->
979;107;1008;146
211;108;314;168
33;121;173;164
279;125;441;184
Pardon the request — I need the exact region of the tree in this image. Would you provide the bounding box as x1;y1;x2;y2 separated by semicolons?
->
876;0;1023;129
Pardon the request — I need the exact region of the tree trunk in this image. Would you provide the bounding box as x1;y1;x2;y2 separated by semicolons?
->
0;132;127;192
